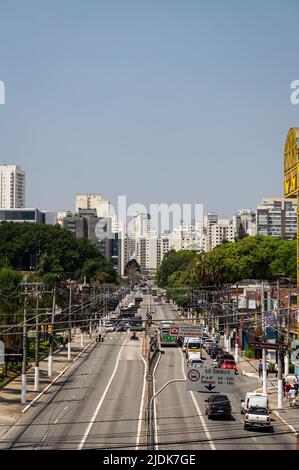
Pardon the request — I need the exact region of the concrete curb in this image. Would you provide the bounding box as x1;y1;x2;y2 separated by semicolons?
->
21;337;96;413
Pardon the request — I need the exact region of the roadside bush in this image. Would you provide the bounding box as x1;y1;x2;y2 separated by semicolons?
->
244;347;255;358
289;363;295;374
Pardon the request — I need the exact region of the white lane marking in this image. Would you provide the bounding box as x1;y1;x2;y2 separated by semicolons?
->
273;410;297;434
136;348;147;450
152;352;162;450
179;349;216;450
77;338;127;450
54;419;58;424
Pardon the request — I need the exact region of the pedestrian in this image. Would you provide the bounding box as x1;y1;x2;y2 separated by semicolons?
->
294;376;299;396
266;361;270;377
285;381;291;401
258;359;262;377
289;387;296;407
274;363;278;378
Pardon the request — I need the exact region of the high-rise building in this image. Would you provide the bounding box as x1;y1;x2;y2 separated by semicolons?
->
210;219;235;249
204;213;218;251
233;209;256;238
256;197;297;239
75;194;110;218
172;223;206;252
0;164;25;208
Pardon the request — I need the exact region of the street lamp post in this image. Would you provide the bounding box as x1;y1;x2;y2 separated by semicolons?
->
148;379;186;450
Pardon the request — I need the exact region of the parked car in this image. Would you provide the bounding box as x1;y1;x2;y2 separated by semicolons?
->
205;342;218;354
105;325;115;332
116;324;128;332
217;353;235;364
220;359;237;372
210;347;223;359
244;406;272;431
202;338;215;350
205;394;232;419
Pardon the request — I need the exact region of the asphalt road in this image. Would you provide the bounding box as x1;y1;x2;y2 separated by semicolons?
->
154;302;296;450
0;293;296;450
1;327;146;450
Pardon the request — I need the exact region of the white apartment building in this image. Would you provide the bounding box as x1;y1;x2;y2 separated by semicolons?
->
233;209;256;238
0;164;25;208
171;223;206;252
75;193;110;218
210;218;235;249
137;232;171;271
203;213;218;251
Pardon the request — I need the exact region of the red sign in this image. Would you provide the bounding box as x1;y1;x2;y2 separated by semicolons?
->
170;327;180;335
188;368;200;382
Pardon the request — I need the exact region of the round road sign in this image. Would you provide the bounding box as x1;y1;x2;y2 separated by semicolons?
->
146;374;153;382
188;368;200;382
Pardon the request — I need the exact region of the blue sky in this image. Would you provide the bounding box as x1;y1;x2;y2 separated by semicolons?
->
0;0;298;217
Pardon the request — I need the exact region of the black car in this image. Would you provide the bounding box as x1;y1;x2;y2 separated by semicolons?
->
210;347;223;359
218;354;235;365
205;395;232;419
216;351;233;362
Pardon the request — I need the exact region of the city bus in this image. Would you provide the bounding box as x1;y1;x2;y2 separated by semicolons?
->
159;321;178;346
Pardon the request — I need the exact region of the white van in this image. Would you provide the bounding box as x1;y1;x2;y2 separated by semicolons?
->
185;337;202;359
187;352;205;367
240;392;268;414
182;337;193;352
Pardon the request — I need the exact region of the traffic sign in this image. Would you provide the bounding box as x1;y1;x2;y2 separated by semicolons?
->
170;326;180;335
169;325;203;337
146;373;153;382
249;341;288;351
188;368;200;382
291;349;299;367
186;366;235;392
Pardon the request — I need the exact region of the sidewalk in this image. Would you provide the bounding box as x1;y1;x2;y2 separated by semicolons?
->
0;330;97;439
237;354;299;435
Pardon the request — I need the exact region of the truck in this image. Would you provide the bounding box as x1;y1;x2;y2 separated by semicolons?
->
240;392;268;414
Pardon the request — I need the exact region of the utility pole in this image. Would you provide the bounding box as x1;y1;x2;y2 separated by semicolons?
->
235;283;239;363
48;284;56;377
68;282;72;361
261;282;267;395
226;289;231;354
21;283;28;404
284;282;291;376
34;289;40;392
277;279;283;409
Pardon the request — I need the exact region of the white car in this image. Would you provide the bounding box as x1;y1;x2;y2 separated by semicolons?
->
105;325;115;332
244;406;272;430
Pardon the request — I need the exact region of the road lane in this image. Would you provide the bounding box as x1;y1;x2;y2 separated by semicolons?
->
154;302;212;450
153;301;296;450
2;330;146;450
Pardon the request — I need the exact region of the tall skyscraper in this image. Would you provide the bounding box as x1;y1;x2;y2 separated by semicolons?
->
0;164;25;208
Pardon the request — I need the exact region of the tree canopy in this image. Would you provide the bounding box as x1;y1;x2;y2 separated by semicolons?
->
156;236;296;288
0;222;117;283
